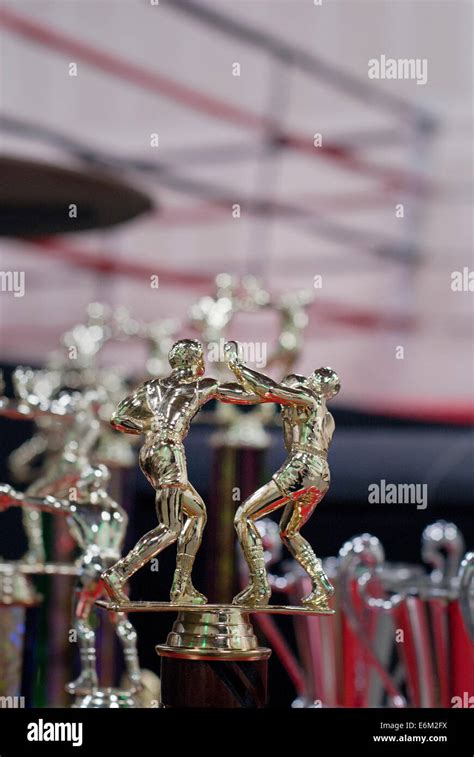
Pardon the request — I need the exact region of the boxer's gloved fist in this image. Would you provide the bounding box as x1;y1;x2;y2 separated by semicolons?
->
224;340;243;373
224;341;246;384
224;340;239;364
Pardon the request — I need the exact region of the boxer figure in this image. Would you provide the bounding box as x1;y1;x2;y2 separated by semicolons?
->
225;341;339;610
102;339;259;606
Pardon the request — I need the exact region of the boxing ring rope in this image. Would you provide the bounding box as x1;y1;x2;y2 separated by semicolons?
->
14;236;415;333
170;0;433;126
0;115;414;256
0;4;432;194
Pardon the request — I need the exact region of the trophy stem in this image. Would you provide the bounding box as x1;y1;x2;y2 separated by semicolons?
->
156;607;271;708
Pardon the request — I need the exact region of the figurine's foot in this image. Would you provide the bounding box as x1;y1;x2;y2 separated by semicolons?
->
316;571;335;598
65;671;98;694
301;593;331;611
170;582;207;605
232;582;271;607
301;579;333;611
101;569;129;604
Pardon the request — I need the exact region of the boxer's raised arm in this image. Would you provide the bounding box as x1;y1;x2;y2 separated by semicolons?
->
230;363;314;407
196;377;262;405
215;382;264;405
225;341;314;407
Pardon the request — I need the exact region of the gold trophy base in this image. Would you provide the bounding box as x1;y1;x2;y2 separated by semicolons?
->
96;600;334;707
156;607;271;662
156;608;271;708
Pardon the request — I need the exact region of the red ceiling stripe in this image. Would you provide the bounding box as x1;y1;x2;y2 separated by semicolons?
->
0;5;429;194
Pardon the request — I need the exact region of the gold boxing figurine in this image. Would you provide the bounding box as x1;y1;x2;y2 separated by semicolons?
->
225;341;339;611
101;339;260;606
0;464;141;694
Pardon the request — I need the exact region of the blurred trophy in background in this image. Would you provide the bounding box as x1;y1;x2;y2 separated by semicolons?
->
0;460;142;707
268;520;473;708
0;304;146;705
0;567;41;703
3;303;136;566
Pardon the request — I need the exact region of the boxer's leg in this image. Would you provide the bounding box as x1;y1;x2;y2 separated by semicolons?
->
279;488;333;609
233;480;289;606
102;488;182;602
171;485;207;604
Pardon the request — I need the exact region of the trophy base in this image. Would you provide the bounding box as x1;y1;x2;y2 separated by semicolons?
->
95;602;334;707
71;687;139;708
156;607;271;661
156;608;270;708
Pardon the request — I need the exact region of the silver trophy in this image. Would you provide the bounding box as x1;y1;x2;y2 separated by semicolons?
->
274;520;472;708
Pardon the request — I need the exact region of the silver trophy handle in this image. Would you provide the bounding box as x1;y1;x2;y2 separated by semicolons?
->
421;520;465;584
339;534;404;612
458;551;474;641
338;534;406;707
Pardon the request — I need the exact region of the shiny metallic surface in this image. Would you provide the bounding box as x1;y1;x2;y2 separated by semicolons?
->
96;599;334;616
102;338;264;606
284;524;472;708
338;534;407;707
459;552;474;641
0;562;80;577
102;337;340;611
422;520;466;584
225;341;339;610
0;304;141;564
162;608;264;656
72;687;139;709
0;567;41;608
188;274;312;379
0;463;141;696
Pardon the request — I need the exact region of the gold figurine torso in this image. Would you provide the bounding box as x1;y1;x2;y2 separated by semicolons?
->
275;383;335;498
281;399;335;454
135;376;217;489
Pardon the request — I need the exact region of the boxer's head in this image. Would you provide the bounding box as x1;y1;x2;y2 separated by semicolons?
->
309;367;340;400
168;339;205;378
